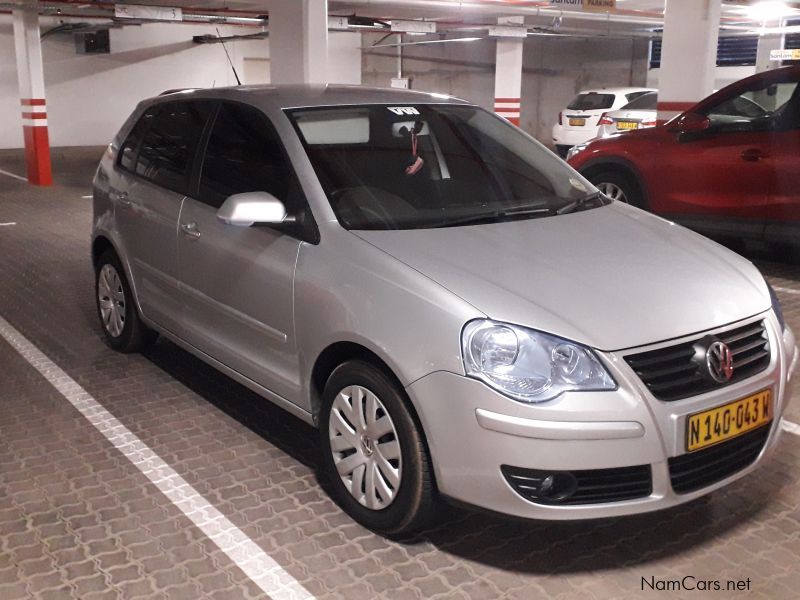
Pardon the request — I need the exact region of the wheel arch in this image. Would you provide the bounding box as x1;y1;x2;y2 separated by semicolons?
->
578;157;650;208
310;341;407;425
91;234;115;268
91;233;145;321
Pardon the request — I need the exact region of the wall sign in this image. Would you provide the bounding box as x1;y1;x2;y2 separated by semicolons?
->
770;49;800;61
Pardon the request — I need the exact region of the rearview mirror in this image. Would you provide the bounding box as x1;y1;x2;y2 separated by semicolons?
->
216;192;293;227
671;112;711;134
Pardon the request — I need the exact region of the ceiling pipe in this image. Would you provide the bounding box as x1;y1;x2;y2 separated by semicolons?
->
335;0;664;26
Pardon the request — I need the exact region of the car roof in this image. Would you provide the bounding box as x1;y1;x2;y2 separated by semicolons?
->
150;84;473;109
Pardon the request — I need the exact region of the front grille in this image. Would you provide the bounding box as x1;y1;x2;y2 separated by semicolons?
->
502;465;652;505
624;320;770;401
669;425;770;494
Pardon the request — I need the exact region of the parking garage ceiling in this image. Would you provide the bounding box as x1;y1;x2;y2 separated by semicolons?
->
7;1;800;34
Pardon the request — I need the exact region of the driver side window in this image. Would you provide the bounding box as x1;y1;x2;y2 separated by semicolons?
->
703;81;800;133
198;102;292;209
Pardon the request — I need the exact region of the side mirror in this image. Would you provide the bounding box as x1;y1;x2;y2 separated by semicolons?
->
671;112;711;134
216;192;294;227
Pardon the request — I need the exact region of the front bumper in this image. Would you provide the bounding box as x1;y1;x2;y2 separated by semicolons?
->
405;314;796;520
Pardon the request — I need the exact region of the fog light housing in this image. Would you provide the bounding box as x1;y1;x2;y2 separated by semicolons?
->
501;466;578;503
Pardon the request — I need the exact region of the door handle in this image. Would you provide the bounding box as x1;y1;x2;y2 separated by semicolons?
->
114;191;131;207
180;222;201;239
741;148;767;162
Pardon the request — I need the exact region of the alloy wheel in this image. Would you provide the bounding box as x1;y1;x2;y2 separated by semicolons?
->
98;264;126;338
596;181;628;203
328;385;402;510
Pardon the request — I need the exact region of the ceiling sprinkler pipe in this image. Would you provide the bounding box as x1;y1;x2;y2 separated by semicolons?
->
340;0;664;26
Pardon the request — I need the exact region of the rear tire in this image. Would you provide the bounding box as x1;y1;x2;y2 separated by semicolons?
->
319;360;436;536
589;170;645;209
95;250;157;353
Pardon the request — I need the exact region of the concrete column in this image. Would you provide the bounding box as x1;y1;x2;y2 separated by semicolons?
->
493;17;524;126
13;2;52;186
755;19;784;73
657;0;722;122
268;0;328;85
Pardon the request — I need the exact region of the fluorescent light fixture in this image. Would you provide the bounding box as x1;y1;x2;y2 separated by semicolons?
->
367;36;482;49
739;1;795;21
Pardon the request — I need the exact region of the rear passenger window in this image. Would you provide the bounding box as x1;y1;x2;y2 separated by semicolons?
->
625;91;649;103
198;103;291;208
119;110;155;172
135;101;212;194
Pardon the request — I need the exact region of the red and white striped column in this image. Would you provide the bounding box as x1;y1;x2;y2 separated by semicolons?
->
494;98;521;127
657;0;722;124
13;3;52;186
493;16;524;127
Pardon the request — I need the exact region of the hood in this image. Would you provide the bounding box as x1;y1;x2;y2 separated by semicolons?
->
353;203;769;351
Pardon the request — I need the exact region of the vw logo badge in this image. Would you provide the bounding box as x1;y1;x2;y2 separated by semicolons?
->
706;340;734;383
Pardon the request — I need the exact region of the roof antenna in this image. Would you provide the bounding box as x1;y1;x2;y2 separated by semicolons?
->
216;27;242;85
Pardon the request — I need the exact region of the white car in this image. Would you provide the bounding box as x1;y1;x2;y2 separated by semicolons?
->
552;87;655;157
597;91;658;138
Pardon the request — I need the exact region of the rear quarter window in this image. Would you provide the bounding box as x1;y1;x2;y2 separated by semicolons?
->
621;93;657;110
134;101;213;194
118;109;156;172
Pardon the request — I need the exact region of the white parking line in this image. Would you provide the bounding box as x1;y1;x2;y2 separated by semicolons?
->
773;286;800;297
782;419;800;437
0;315;315;600
0;222;16;227
81;195;93;199
0;167;26;182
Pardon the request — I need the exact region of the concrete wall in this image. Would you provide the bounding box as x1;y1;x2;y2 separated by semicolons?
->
362;34;650;144
521;37;650;143
0;17;361;149
646;65;756;94
362;35;497;111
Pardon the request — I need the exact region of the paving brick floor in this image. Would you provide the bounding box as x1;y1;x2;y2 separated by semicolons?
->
1;148;799;599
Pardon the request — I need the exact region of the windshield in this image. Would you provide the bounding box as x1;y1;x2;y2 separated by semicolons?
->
286;104;606;230
621;92;657;110
567;93;615;111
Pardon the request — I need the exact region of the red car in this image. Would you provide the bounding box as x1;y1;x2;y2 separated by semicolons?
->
568;66;800;247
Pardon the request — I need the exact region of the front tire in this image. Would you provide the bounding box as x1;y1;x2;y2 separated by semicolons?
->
319;360;436;536
95;250;157;353
589;170;645;208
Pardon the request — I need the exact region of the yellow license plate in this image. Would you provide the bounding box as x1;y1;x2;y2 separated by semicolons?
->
569;118;586;127
617;121;638;130
686;389;772;452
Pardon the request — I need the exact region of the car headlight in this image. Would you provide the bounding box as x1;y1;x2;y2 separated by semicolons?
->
461;319;616;403
768;282;786;331
565;143;588;161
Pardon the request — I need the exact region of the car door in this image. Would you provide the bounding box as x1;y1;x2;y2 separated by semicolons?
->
764;80;800;246
114;101;214;334
177;102;306;403
653;83;782;239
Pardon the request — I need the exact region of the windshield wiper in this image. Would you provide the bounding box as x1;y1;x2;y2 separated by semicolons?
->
437;206;553;228
556;192;607;215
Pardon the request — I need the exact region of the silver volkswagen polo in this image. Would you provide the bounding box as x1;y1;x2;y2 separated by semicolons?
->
92;85;797;536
